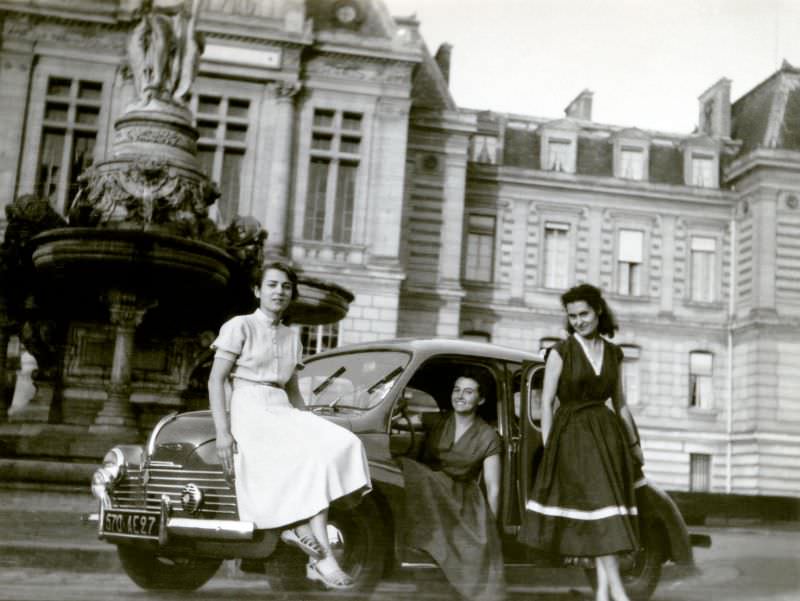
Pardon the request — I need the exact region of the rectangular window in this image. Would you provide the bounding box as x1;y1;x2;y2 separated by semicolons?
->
691;154;715;187
617;229;644;296
547;139;572;171
689;453;711;492
304;108;362;243
543;222;570;289
464;214;496;282
470;135;498;164
620;147;645;180
192;94;250;225
300;323;340;357
36;76;102;213
691;236;717;302
689;351;714;409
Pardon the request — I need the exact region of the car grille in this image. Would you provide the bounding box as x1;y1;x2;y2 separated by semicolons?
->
109;461;238;519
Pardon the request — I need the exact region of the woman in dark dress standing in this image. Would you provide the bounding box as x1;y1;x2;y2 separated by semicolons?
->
519;284;644;601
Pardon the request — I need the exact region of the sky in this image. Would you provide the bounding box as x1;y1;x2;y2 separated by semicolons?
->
383;0;800;134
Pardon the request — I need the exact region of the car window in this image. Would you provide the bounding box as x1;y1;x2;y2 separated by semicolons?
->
299;350;411;410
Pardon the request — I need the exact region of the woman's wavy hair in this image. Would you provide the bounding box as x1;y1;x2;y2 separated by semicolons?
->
256;261;300;301
561;283;618;338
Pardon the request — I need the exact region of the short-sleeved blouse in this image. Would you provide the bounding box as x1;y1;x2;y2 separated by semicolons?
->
211;309;303;385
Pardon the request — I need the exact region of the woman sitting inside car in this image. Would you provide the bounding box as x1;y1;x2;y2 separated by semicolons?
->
400;372;505;601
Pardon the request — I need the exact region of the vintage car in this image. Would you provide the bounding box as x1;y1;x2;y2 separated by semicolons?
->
88;338;709;600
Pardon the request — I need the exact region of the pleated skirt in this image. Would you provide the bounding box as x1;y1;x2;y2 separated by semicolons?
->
230;382;372;529
518;403;640;557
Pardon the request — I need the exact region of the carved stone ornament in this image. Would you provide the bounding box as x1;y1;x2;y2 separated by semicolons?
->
70;159;221;242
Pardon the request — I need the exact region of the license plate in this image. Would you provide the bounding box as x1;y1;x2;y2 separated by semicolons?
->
101;509;160;540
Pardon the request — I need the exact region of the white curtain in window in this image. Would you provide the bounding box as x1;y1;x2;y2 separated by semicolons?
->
620;147;644;180
618;229;644;262
548;139;572;171
544;222;570;288
690;351;714;409
692;155;714;187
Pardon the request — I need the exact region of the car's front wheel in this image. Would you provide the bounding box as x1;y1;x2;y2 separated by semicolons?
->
265;493;388;593
584;523;665;601
116;545;222;590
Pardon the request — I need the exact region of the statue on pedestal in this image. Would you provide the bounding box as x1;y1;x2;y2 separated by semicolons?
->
127;0;204;109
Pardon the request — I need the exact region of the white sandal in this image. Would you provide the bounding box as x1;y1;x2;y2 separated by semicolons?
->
306;558;355;590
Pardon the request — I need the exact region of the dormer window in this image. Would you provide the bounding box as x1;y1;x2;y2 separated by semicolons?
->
683;135;719;188
539;121;578;174
691;153;715;187
620;147;645;180
612;129;650;181
547;138;572;171
470;135;498;164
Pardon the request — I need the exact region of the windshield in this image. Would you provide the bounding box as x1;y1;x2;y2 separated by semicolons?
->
299;350;411;410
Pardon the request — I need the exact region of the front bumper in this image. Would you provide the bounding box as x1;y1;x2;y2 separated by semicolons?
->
87;494;255;545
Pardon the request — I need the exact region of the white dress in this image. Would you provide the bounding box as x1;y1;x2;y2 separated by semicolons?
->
212;309;372;529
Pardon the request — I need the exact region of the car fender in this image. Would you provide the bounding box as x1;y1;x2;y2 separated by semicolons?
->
637;483;693;565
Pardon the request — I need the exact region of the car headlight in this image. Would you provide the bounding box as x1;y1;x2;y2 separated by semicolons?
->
102;448;126;483
91;468;112;500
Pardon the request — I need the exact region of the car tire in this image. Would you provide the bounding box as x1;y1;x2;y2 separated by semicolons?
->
116;544;222;590
584;524;665;601
265;493;389;593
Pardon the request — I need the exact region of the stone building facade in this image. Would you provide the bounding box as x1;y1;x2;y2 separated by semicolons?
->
0;0;798;496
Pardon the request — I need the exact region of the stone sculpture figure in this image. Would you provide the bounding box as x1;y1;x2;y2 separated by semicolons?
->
127;0;203;108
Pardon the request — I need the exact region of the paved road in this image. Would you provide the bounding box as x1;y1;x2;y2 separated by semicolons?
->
0;526;798;601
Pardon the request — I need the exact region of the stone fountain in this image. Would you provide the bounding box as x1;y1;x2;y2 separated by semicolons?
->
0;0;352;457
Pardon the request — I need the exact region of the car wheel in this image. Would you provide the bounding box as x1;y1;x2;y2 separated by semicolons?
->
265;493;389;593
584;524;665;601
116;545;222;590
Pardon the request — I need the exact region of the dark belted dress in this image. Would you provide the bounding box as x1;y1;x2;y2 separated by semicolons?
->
518;335;640;557
401;413;505;601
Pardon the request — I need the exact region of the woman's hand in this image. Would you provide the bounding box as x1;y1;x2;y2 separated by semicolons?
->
216;430;236;476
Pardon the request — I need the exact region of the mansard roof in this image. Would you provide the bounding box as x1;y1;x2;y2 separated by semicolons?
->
732;60;800;153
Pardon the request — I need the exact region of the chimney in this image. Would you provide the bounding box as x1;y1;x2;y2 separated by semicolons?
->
434;43;452;85
698;78;732;138
565;89;593;121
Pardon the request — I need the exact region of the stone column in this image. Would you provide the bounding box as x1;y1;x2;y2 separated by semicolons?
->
659;215;677;316
587;206;603;285
0;42;35;216
90;291;153;435
510;199;528;301
264;82;301;258
751;191;778;316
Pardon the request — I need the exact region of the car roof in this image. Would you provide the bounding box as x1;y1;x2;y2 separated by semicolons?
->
308;337;541;364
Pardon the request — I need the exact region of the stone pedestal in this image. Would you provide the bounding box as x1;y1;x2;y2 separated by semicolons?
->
89;291;153;437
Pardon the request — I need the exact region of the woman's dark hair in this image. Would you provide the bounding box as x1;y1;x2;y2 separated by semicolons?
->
257;261;299;301
561;283;618;338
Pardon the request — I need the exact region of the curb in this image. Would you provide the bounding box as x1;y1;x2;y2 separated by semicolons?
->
0;541;119;573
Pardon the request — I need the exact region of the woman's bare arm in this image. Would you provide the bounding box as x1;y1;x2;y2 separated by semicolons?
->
541;350;563;446
483;454;502;520
208;356;235;475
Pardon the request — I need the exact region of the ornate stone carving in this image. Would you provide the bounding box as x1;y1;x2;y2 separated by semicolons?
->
113;125;196;153
70;159;221;241
223;216;267;283
267;81;302;100
126;0;204;109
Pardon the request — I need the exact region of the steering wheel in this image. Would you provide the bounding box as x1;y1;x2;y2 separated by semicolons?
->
390;406;416;456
